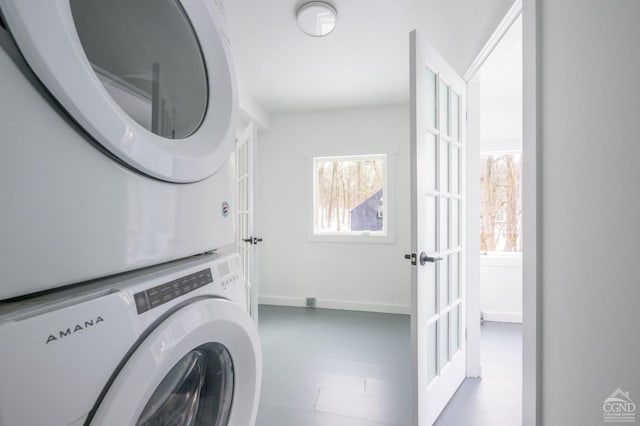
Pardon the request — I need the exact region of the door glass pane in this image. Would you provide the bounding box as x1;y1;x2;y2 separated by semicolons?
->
451;252;459;301
70;0;208;139
439;140;449;194
451;146;460;195
137;343;234;426
426;266;437;318
452;305;460;354
426;196;437;253
427;322;437;384
451;199;459;248
439;80;449;136
439;198;449;251
452;92;460;141
439;255;450;306
425;133;437;191
439;313;449;370
425;67;437;129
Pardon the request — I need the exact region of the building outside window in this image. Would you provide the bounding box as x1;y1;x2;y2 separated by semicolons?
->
313;154;387;236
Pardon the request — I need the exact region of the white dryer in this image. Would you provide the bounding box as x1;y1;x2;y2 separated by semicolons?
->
0;0;238;299
0;252;261;426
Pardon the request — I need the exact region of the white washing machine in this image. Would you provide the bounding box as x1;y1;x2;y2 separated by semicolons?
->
0;0;238;299
0;252;261;426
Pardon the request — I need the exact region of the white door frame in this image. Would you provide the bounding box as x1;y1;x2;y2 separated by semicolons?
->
462;0;522;378
521;0;540;423
462;0;540;425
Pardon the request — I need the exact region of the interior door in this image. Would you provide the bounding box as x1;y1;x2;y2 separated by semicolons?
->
236;121;260;321
409;30;466;425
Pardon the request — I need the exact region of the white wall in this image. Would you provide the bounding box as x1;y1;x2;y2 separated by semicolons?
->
535;1;640;424
480;255;522;323
256;104;411;314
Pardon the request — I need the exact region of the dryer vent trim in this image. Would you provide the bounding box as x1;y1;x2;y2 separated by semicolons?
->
45;316;105;344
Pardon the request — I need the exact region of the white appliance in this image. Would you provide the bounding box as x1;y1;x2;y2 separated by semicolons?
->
0;0;238;299
0;252;261;426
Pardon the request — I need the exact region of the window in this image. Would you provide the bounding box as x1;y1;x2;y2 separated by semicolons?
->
480;152;522;252
313;154;387;236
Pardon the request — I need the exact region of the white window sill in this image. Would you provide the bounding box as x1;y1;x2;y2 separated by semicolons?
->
308;232;395;244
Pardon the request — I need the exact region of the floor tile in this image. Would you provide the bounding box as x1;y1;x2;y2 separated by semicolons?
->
256;307;521;426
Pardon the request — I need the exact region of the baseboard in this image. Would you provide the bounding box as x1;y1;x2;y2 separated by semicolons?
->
259;296;410;315
482;310;523;323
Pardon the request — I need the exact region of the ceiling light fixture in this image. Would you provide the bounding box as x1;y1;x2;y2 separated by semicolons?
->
296;1;337;37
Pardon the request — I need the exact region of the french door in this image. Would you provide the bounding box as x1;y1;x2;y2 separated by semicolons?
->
409;30;467;425
236;121;260;321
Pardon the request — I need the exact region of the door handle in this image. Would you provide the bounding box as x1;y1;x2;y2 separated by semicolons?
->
420;252;443;266
242;237;264;245
404;253;417;266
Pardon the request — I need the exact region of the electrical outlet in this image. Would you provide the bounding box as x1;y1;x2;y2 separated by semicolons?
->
306;297;316;308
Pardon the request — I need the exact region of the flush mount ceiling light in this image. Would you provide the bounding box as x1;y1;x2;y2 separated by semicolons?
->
296;1;337;37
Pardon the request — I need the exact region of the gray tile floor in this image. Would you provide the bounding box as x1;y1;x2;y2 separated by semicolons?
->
255;306;522;426
435;322;522;426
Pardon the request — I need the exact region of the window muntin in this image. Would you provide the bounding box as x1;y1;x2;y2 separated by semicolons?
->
70;0;208;139
480;152;522;252
313;155;387;236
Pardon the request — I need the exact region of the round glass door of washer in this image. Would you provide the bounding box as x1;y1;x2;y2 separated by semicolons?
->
70;0;208;140
137;343;234;426
0;0;237;182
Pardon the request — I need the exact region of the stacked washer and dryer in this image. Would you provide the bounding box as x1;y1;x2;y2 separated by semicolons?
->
0;0;261;425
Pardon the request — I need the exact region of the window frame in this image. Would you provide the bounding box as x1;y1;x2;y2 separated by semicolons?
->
307;153;395;243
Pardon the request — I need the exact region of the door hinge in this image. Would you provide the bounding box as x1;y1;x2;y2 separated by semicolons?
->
404;253;417;266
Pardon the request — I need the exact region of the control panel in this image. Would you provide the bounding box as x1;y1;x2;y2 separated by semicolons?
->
134;268;213;314
133;254;244;315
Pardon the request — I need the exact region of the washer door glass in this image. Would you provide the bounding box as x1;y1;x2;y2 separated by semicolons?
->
69;0;207;139
137;343;234;426
0;0;237;182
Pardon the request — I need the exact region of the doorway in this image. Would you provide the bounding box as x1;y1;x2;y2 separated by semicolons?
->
432;7;524;426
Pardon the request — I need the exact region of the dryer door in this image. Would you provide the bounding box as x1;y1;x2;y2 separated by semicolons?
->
0;0;236;183
87;298;261;426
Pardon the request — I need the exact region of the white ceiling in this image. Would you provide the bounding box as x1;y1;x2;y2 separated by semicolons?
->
224;0;515;113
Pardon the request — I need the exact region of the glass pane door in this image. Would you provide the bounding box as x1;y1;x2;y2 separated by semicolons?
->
426;73;464;387
410;30;466;426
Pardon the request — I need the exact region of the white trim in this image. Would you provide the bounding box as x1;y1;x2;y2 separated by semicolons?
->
463;0;524;386
480;142;523;154
259;296;410;315
482;311;523;324
465;72;482;379
522;0;540;424
463;0;523;81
